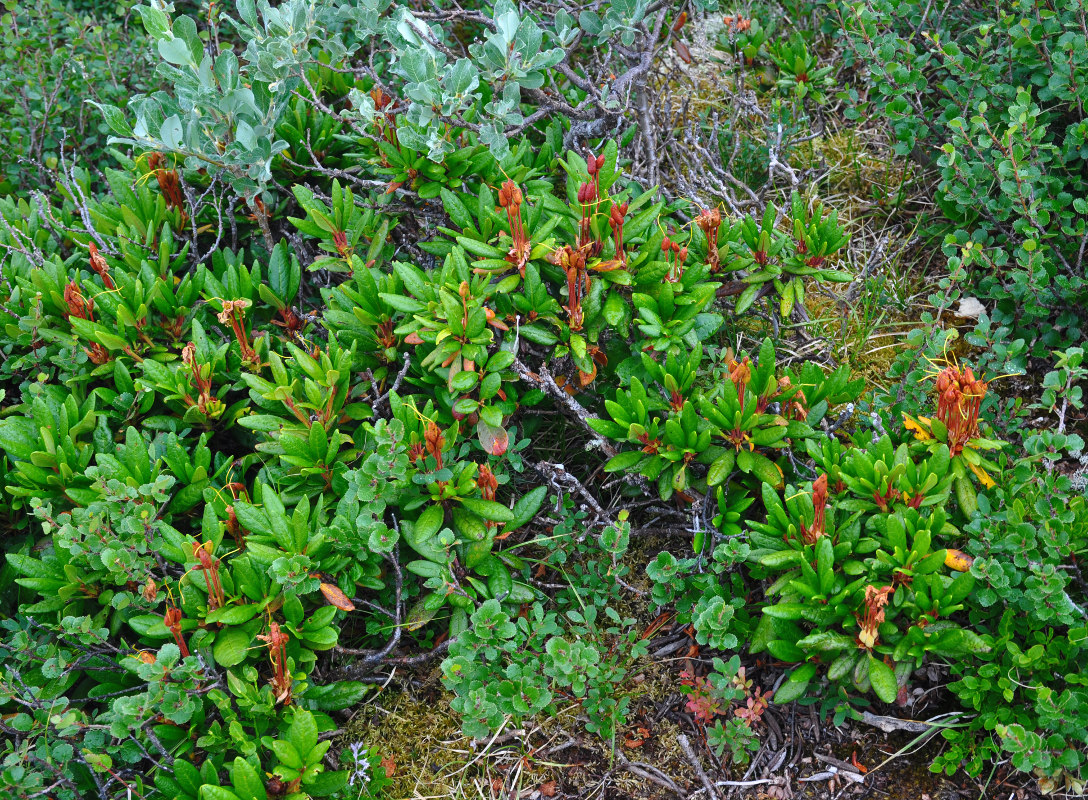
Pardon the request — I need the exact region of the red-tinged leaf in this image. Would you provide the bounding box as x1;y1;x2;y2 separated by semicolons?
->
540;780;557;797
675;41;692;63
381;756;396;777
404;332;423;345
319;582;355;611
477;420;508;455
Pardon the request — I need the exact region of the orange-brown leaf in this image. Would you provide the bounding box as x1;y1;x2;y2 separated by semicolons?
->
319;582;355;611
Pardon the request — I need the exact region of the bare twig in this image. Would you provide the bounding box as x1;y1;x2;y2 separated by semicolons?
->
678;733;720;800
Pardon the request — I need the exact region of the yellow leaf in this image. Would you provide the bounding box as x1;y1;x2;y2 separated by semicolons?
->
903;415;933;441
967;461;996;488
944;549;974;572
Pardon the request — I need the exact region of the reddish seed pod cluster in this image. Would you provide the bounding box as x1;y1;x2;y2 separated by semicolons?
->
193;541;225;611
217;300;258;366
586;152;606;178
577;182;597;205
498;179;530;275
423;422;445;469
729;357;752;411
661;235;687;282
857;585;894;650
147;152;188;226
934;365;987;455
64;281;94;322
257;621;292;705
723;15;752;33
576;181;600;255
476;464;498;501
549;245;589;331
577;152;608;256
800;474;828;544
64;281;110;364
370;87;399;153
775;375;808;420
163;605;189;658
88;243;115;290
609;201;629;264
181;342;218;415
696;208;722;272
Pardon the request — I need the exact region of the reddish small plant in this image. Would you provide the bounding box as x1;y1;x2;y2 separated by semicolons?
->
734;687;772;727
729;357;751;407
272;304;306;337
872;483;901;512
257;621;292;704
332;229;352;259
221;482;249;546
85;342;111;365
586;151;604;197
681;671;724;723
374;319;398;352
719;357;757;451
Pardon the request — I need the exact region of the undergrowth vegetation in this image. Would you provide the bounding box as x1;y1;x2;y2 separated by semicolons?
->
0;0;1085;798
